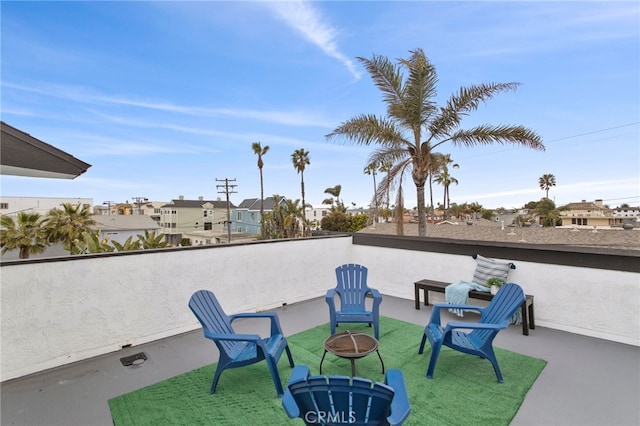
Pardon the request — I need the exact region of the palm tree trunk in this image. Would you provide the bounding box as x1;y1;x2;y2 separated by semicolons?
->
259;169;265;238
442;187;446;220
300;173;306;237
416;184;427;237
429;175;435;224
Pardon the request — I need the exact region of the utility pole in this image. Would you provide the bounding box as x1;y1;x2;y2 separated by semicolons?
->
216;178;237;243
103;201;114;215
131;196;148;215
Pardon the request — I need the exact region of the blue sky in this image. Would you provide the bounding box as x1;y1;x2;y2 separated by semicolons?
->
2;1;639;210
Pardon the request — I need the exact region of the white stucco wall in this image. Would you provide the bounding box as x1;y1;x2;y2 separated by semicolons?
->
1;235;638;382
352;246;640;346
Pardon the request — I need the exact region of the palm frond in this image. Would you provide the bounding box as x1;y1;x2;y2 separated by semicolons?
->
357;54;403;109
429;82;521;137
397;48;439;130
326;114;407;147
448;124;544;150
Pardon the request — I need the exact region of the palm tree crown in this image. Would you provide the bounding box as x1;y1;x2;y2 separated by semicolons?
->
539;173;556;199
326;48;544;237
44;203;96;254
0;212;48;259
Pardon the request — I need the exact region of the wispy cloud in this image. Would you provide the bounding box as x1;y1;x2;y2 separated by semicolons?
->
2;81;335;128
269;0;361;80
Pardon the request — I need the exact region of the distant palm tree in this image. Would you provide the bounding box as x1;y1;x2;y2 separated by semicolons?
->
364;162;379;224
44;203;96;254
323;185;344;212
0;212;48;259
539;173;556;199
326;48;544;237
291;148;310;235
434;154;459;220
378;161;393;217
427;152;445;223
252;141;270;238
282;198;304;238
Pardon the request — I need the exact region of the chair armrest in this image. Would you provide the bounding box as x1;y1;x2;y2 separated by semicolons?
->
203;331;261;342
385;369;410;425
326;289;337;316
432;303;484;314
429;303;485;327
282;365;310;417
444;322;507;333
230;311;285;337
369;288;383;308
325;289;337;304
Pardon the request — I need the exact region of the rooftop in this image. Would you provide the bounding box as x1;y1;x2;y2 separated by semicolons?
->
1;295;638;426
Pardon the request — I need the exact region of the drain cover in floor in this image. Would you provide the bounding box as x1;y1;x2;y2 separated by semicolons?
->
120;352;147;367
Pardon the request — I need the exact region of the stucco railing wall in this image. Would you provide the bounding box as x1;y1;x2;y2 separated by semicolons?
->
2;233;639;382
350;244;639;347
0;236;354;382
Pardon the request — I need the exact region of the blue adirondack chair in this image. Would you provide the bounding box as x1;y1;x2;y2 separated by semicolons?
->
283;365;410;426
419;283;525;383
188;290;295;396
326;264;382;339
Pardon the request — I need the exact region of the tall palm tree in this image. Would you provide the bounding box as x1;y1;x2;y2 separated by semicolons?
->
0;212;48;259
427;152;445;223
326;48;544;237
378;161;393;212
291;148;310;235
44;203;96;254
539;173;556;199
434;154;459;220
364;162;379;224
252;141;270;238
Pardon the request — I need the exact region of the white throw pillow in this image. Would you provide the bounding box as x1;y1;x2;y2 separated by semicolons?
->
472;254;513;287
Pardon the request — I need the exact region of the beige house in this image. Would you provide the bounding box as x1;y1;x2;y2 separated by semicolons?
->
160;196;233;245
559;199;627;228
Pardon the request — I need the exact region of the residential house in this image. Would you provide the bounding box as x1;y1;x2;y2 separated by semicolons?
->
559;199;624;228
160;196;232;246
93;215;161;247
0;196;93;217
305;206;331;229
232;197;286;234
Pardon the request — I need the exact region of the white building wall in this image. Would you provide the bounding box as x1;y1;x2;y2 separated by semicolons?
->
0;196;93;216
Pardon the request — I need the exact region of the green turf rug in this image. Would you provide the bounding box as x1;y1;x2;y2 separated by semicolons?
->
109;317;546;425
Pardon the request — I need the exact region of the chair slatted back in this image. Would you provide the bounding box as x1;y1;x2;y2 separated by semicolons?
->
288;375;395;426
188;290;240;356
474;283;525;342
335;264;370;312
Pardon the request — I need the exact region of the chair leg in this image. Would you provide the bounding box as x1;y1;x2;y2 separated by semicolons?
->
426;342;442;379
285;345;295;367
418;333;427;354
266;356;284;397
210;365;225;394
486;353;504;383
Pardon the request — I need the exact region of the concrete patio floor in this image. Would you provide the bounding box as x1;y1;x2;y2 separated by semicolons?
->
1;295;639;426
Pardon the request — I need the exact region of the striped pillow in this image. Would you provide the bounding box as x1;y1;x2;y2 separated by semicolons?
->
472;254;513;287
